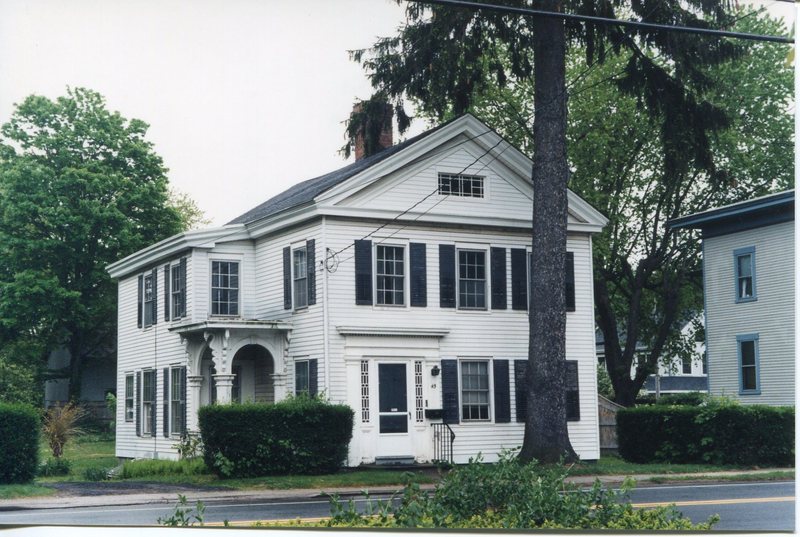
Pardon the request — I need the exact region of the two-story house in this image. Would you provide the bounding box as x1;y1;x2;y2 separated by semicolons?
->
669;190;794;406
107;114;607;464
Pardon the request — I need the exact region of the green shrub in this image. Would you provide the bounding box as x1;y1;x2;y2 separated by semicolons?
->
39;457;72;477
83;466;110;481
618;402;794;465
199;396;354;477
636;392;708;406
120;458;207;479
0;403;40;483
323;454;716;530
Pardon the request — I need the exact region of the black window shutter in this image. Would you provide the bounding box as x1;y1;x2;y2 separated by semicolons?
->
565;252;575;312
410;243;427;307
283;246;292;309
354;240;373;305
137;275;143;328
566;360;580;421
439;245;456;308
179;257;187;317
308;359;318;396
164;265;170;322
181;367;187;435
163;367;170;437
306;239;316;306
135;371;141;437
511;249;528;310
150;268;158;325
151;371;157;437
441;359;459;424
491;248;507;310
514;360;529;423
493;360;510;423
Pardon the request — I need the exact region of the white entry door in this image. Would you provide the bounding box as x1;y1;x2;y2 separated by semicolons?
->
376;362;413;458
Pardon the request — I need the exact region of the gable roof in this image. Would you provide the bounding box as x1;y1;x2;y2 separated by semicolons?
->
227;123;448;225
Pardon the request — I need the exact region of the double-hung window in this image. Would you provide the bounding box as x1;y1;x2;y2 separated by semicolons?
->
461;360;490;420
438;173;484;198
293;247;308;309
171;264;184;319
124;374;134;422
458;249;486;309
211;261;239;316
143;273;155;326
681;355;692;375
376;245;404;305
737;334;760;394
734;247;756;302
295;360;309;395
142;370;155;435
170;367;185;434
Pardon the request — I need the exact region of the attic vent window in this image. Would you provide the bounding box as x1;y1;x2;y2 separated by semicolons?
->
438;173;484;198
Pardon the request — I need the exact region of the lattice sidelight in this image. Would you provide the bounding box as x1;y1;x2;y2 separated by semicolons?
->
414;361;424;423
360;360;370;423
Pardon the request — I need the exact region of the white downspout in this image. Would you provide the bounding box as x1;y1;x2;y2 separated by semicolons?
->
321;216;331;397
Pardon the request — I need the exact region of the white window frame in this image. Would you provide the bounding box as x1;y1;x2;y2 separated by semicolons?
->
437;172;486;198
169;366;186;435
124;374;134;422
374;243;407;307
143;272;155;327
459;359;492;422
292;245;308;310
295;359;310;395
456;247;488;310
141;369;155;435
170;262;185;320
210;259;240;317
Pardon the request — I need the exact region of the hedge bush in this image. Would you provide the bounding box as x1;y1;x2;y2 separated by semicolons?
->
198;396;354;477
618;402;794;465
0;403;40;483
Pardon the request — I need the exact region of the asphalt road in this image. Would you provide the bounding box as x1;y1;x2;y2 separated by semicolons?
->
0;481;794;531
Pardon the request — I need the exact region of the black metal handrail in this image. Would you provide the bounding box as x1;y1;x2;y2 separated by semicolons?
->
431;423;455;463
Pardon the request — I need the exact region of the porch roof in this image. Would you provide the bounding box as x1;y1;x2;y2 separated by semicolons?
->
168;319;292;335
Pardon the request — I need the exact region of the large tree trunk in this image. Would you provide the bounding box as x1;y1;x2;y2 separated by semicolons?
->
518;0;577;463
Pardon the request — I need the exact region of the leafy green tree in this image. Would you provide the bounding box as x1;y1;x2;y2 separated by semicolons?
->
347;1;741;460
0;87;187;400
462;13;793;405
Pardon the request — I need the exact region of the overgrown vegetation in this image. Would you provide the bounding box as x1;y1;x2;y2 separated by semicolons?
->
319;454;717;530
38;458;72;477
0;403;40;483
121;458;207;479
618;398;794;465
42;402;86;459
158;494;206;526
199;396;354;477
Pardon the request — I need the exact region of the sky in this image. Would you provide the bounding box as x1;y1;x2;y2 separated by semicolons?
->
0;0;794;227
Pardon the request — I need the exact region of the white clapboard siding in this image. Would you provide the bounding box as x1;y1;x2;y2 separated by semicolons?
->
116;255;193;459
704;221;795;406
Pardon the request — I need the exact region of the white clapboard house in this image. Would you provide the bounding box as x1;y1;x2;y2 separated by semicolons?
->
107;114;607;464
669;190;794;406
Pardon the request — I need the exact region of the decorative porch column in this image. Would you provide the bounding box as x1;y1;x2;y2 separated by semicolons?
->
272;373;289;402
187;375;204;432
213;374;236;404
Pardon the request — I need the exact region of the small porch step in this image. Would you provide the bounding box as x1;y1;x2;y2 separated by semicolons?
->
373;456;416;466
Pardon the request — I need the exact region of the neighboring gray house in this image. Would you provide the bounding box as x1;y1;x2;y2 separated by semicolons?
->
107;114;608;464
669;190;794;406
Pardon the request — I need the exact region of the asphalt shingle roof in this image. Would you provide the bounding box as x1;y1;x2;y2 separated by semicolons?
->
227;124;448;225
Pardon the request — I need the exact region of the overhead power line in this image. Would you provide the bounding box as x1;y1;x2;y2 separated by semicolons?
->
411;0;794;44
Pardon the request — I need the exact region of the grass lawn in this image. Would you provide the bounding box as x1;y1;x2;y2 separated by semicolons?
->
566;455;761;476
36;432;118;483
0;484;56;500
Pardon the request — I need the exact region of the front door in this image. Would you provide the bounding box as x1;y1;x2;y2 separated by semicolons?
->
377;362;413;457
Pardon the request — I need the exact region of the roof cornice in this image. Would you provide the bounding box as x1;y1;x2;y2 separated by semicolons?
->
669;190;794;231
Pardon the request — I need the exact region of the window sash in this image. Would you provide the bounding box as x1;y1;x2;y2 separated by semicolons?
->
438;173;485;198
125;375;134;422
211;261;239;316
143;274;155;326
738;338;759;392
293;248;308;309
376;245;405;305
458;250;486;309
142;370;154;434
681;356;692;375
171;265;184;319
295;360;309;394
461;361;490;421
735;252;754;300
170;368;185;434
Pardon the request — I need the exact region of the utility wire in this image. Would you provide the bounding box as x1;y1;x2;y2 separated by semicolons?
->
411;0;794;44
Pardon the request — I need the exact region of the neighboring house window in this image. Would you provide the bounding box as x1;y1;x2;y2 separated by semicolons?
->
170;367;185;434
734;247;756;302
125;374;134;422
376;245;405;305
438;172;484;198
293;247;308;309
231;365;242;403
461;360;489;420
171;264;184;319
702;352;708;375
211;261;239;316
737;334;760;394
143;273;155;326
142;370;155;435
681;355;692;375
295;360;309;395
458;250;486;309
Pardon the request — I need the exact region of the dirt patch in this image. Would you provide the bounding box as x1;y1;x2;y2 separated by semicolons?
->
46;481;232;497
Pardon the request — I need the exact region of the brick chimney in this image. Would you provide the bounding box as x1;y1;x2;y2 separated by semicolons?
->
353;102;393;161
